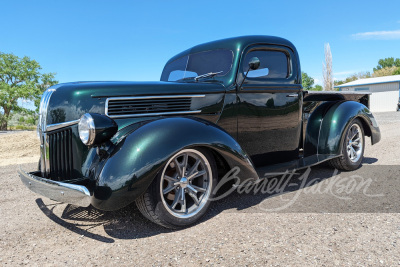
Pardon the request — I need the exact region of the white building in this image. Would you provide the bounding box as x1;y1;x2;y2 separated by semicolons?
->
335;75;400;112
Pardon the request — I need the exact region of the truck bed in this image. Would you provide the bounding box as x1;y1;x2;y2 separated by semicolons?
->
304;91;370;108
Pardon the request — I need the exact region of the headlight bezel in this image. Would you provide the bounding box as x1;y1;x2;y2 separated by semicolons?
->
78;113;96;146
78;113;118;146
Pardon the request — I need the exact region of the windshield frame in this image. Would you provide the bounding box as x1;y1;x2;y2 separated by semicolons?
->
160;49;235;84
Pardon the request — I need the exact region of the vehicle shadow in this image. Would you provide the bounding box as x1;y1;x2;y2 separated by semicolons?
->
362;157;378;164
35;164;370;242
36;198;173;243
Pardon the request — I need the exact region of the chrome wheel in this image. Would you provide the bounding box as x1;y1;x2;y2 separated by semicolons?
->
346;123;363;163
160;149;213;218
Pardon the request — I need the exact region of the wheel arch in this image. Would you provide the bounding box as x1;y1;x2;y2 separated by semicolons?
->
91;117;257;211
304;101;381;157
317;101;380;156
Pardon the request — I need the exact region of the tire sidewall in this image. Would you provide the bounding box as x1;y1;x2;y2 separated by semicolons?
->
341;119;365;170
151;148;218;228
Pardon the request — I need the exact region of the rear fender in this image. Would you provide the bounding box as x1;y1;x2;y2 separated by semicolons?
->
304;101;380;157
92;117;257;210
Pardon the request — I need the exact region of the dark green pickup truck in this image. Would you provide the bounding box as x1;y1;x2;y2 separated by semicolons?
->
19;36;381;228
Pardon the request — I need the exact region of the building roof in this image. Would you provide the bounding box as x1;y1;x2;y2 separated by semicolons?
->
335;75;400;88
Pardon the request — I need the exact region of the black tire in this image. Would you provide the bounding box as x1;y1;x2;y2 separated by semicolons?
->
135;148;218;229
329;118;365;171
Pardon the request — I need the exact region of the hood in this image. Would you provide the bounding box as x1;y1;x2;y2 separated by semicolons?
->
45;81;226;125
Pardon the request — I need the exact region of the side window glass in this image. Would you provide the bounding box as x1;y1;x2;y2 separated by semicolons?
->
243;50;289;79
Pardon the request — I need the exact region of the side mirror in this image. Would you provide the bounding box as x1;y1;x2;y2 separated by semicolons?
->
248;57;260;70
238;57;261;89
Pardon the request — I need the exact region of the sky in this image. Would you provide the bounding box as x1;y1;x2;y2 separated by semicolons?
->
1;0;400;90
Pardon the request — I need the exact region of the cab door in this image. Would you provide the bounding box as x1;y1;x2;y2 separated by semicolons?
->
237;45;302;167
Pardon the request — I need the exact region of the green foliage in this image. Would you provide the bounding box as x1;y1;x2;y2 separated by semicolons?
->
335;58;400;86
9;111;36;124
372;66;398;77
33;72;58;112
301;72;322;91
0;52;58;130
26;116;36;125
373;57;400;72
310;85;323;91
301;72;314;90
334;71;371;86
11;125;36;130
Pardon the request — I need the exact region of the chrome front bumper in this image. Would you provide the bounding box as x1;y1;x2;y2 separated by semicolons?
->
18;167;91;207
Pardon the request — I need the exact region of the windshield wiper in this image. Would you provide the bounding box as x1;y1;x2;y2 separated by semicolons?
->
194;71;223;81
176;77;196;82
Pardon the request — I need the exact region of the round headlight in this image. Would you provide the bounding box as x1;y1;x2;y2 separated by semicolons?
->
78;113;95;145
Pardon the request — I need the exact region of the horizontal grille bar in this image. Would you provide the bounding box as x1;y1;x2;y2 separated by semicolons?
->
107;98;192;104
106;95;204;117
108;103;191;108
108;102;190;109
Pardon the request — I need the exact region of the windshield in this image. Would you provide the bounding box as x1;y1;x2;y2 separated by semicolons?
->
160;49;233;82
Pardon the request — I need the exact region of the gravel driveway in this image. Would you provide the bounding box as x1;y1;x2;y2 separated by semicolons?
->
1;112;400;266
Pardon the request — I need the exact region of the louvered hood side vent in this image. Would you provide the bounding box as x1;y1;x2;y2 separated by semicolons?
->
105;95;204;118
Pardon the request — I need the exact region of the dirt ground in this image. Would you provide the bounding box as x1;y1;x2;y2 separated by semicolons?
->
0;131;39;167
0;112;400;266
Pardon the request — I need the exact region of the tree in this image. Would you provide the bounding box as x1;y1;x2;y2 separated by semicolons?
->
0;52;57;130
310;85;323;91
34;72;58;112
322;43;333;91
334;71;371;86
373;57;400;72
302;72;314;90
372;66;399;77
394;68;400;75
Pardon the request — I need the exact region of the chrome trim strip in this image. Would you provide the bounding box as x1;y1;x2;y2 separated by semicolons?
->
18;167;91;207
107;95;206;101
107;110;202;119
105;94;205;118
44;133;50;175
39;89;56;133
46;120;79;132
106;110;201;119
40;142;46;177
38;89;56;176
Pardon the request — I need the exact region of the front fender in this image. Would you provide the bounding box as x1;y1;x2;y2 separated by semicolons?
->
304;101;380;157
91;117;257;210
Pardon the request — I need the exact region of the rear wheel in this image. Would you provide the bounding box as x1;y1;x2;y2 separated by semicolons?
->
135;148;217;229
329;118;365;171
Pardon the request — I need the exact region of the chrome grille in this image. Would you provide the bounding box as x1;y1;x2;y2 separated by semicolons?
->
48;128;74;181
38;89;55;133
105;95;204;118
38;89;56;177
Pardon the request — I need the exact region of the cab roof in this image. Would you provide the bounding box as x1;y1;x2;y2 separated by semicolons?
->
165;35;297;65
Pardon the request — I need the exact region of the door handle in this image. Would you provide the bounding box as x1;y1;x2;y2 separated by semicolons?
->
286;93;298;97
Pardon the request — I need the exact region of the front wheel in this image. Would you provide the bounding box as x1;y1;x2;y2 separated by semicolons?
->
329;118;365;171
135;148;217;229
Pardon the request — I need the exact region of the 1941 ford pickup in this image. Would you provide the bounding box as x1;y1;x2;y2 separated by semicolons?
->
19;36;381;228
